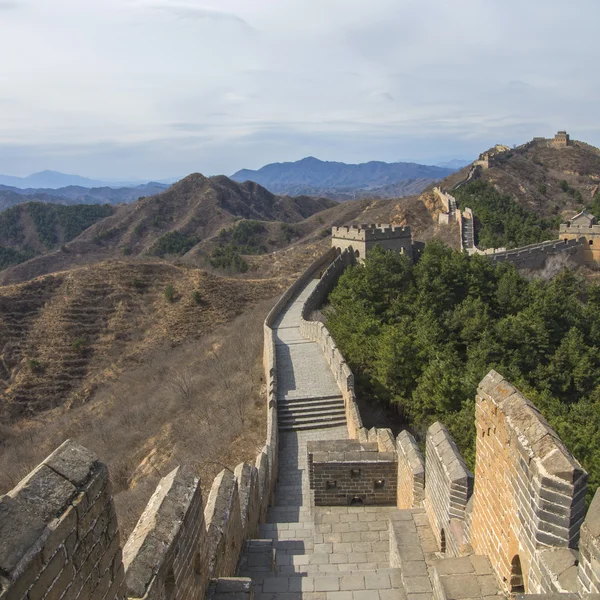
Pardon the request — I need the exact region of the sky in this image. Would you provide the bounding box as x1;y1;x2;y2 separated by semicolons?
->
0;0;599;180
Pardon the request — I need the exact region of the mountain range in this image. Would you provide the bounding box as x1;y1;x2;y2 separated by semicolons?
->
230;156;462;200
0;182;171;212
0;170;177;189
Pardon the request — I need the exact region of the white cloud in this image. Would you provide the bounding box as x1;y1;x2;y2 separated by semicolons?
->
139;1;248;25
0;0;598;178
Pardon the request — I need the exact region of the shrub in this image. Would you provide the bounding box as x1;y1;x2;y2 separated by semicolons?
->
28;359;42;373
280;223;298;243
560;180;570;192
71;338;86;353
538;183;547;195
192;291;202;305
164;284;175;303
151;231;198;257
132;278;146;292
122;247;132;256
210;244;249;273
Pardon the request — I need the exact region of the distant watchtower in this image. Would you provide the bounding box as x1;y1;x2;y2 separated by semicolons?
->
331;223;413;262
552;130;570;148
559;209;600;265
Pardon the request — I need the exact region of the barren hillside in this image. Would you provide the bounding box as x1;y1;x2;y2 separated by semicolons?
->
0;174;335;285
438;138;600;219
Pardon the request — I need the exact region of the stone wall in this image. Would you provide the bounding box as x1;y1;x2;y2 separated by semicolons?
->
424;422;474;558
123;466;206;600
487;238;585;269
397;430;425;510
307;439;397;506
0;440;125;600
0;247;341;600
470;371;588;595
578;488;600;593
311;453;397;506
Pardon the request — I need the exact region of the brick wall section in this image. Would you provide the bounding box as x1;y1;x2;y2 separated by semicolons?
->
203;470;244;581
0;440;125;600
470;370;587;595
311;454;397;506
234;463;261;542
424;422;474;556
577;487;600;593
123;466;206;600
487;238;585;269
396;430;425;509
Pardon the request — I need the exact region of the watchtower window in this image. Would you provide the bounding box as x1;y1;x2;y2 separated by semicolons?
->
440;529;446;553
590;240;594;246
355;249;360;258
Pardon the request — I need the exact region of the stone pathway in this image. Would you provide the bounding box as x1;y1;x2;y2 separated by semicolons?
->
274;281;345;432
238;278;434;599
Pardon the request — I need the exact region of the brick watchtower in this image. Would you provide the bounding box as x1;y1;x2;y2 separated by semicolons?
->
331;223;413;261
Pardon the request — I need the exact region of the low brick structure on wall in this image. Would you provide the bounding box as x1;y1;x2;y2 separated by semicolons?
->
470;371;588;595
308;439;397;506
396;430;425;510
0;440;125;600
424;422;474;557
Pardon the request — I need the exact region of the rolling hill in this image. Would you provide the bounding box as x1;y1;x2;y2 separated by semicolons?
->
439;137;600;218
231;156;456;200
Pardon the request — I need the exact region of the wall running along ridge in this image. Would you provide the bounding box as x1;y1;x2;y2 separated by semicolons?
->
5;243;600;599
0;248;338;600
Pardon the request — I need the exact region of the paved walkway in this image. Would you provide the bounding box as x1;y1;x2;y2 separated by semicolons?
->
238;278;425;599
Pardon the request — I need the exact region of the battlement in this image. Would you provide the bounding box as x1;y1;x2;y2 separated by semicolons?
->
332;223;411;241
560;223;600;234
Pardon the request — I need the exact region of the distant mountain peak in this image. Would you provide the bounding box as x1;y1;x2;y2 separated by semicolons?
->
230;157;457;200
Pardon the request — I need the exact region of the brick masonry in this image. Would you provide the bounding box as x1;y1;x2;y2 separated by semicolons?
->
123;465;207;600
470;371;588;595
308;439;397;506
397;430;425;510
0;440;125;600
424;422;474;557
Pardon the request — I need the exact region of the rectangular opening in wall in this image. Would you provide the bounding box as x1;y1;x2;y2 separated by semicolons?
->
374;479;385;489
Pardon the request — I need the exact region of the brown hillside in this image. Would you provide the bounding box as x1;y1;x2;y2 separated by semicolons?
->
0;260;284;423
0;174;335;285
438;138;600;218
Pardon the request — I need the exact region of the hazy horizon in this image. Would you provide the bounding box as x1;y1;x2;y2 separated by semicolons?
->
1;0;599;180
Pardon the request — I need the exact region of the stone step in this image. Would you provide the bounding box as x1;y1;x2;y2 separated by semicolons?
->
278;406;346;420
279;411;346;424
242;568;405;597
278;398;344;412
278;393;344;406
279;417;347;432
237;539;277;575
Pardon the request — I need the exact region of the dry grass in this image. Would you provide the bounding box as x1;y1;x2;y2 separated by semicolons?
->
0;299;272;540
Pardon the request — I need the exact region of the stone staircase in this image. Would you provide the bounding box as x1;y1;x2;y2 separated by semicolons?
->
278;394;346;432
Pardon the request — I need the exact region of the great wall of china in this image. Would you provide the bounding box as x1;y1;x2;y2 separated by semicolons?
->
3;235;600;599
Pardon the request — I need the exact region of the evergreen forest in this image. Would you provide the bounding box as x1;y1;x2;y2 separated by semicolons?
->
326;243;600;502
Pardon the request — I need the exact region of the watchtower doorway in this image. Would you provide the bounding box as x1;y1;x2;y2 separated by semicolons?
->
510;555;525;593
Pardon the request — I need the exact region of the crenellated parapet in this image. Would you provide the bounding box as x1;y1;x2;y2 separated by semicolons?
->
331;224;413;261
